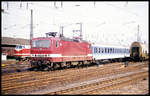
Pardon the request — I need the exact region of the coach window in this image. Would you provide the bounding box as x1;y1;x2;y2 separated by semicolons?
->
113;48;114;53
94;48;96;53
99;48;101;53
95;48;97;53
105;48;107;53
102;48;103;53
56;40;59;48
110;48;112;53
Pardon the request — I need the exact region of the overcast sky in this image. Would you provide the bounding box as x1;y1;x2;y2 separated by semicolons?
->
2;1;149;46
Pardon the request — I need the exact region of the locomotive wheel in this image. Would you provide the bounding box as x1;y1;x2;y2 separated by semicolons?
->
77;62;82;68
66;62;71;68
52;63;57;70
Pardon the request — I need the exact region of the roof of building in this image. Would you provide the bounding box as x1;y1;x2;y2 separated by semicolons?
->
2;37;30;45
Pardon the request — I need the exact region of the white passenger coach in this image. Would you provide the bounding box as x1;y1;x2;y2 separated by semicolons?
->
92;44;130;61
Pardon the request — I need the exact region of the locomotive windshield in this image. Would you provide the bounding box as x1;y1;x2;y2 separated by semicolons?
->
32;40;50;48
16;45;24;49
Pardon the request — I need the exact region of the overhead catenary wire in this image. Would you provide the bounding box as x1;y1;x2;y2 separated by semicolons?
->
2;2;147;44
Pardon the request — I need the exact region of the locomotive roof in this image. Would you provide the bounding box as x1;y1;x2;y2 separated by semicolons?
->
32;37;89;43
60;37;88;43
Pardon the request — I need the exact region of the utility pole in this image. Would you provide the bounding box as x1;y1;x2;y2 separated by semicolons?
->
26;3;28;9
20;2;22;8
30;9;33;45
80;22;82;40
59;26;64;37
7;2;9;10
94;1;96;7
54;2;57;8
137;24;140;42
73;23;82;40
61;1;63;8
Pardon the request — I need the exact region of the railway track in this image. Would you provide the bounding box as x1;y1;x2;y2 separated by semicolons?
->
2;61;147;82
1;61;30;75
2;61;143;80
47;70;148;94
1;61;148;94
2;61;144;86
2;62;125;82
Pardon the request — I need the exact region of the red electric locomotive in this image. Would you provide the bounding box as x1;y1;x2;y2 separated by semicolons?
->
30;32;92;70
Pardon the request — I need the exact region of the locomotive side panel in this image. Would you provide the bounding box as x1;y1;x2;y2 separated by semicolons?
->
61;40;92;62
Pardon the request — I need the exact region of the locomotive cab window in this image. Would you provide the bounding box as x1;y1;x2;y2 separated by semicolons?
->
17;45;22;49
32;40;50;48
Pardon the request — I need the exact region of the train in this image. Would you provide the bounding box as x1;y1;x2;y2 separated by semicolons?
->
29;32;131;71
14;44;30;61
130;41;149;61
13;32;148;71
